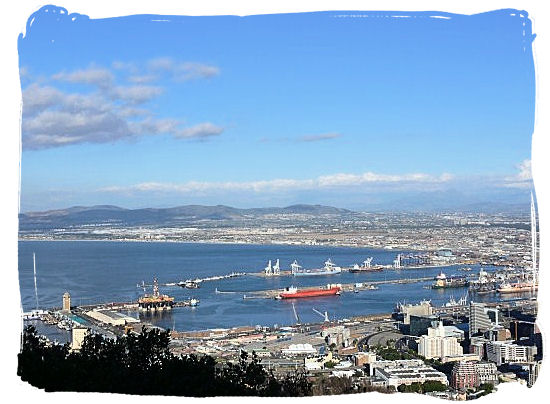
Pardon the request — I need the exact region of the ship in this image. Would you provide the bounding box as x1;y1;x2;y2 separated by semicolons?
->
497;281;538;294
349;257;382;272
292;259;342;277
431;271;469;289
468;268;497;294
278;284;342;299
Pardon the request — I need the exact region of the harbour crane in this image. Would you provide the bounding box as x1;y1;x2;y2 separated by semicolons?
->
290;260;302;275
312;308;330;323
292;302;301;325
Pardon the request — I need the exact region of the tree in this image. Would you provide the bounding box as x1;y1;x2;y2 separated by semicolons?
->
18;326;312;397
479;383;494;396
422;381;447;393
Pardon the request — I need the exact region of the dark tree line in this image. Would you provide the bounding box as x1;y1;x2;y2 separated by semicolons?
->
18;325;312;396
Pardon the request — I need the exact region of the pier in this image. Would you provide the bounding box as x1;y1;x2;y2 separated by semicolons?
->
233;276;436;299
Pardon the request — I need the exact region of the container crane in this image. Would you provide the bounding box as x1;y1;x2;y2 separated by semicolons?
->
312;308;330;323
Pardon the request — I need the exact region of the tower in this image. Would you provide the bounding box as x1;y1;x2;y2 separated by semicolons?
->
62;292;71;312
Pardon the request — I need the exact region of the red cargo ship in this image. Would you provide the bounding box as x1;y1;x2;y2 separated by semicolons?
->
278;285;342;299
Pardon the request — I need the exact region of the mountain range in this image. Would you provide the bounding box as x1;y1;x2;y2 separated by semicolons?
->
19;204;353;230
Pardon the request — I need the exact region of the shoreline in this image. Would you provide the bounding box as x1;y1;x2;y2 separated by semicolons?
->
17;237;438;254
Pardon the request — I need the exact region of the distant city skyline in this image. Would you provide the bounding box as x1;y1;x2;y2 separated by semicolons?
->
19;7;535;212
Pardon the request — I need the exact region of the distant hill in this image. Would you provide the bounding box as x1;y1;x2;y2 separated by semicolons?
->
19;204;354;230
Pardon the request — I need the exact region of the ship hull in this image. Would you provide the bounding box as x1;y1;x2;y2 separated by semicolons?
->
432;283;469;289
498;284;538;294
280;287;341;299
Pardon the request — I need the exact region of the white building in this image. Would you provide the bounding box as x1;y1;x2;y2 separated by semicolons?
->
418;321;463;360
281;343;317;356
321;325;351;347
70;327;88;351
373;359;448;389
475;362;498;385
85;309;140;327
486;341;537;366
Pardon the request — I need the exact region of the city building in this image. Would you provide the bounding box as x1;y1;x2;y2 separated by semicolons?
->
399;300;433;325
281;343;317;356
353;351;377;367
451;361;478;390
85;309;140;327
469;302;501;338
321;325;351;347
409;315;439;336
372;359;448;389
475;362;498;385
469;336;490;360
486;341;537;366
441;353;480;364
417;321;463;360
70;326;88;351
485;325;511;342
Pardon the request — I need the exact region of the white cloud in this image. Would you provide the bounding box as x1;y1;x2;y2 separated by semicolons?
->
128;74;158;84
109;85;163;104
52;66;114;89
298;133;342;142
21;84;64;115
174;122;224;139
516;159;532;180
99;171;453;195
22;62;224;149
503;159;533;188
148;57;220;81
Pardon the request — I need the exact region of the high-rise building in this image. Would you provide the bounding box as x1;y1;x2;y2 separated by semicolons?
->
418;321;463;360
469;302;500;337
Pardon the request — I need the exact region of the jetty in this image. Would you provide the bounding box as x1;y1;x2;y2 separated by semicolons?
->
233;276;435;299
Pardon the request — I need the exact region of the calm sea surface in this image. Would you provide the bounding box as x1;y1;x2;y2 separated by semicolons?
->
19;241;505;332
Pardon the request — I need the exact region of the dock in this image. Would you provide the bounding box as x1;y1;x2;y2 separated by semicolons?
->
237;276;436;299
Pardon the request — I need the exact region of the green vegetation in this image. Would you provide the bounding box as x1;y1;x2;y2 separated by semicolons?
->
373;345;419;361
397;381;447;394
18;325;311;396
479;383;494;396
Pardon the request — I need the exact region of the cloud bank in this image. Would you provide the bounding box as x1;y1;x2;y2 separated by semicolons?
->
21;61;224;150
99;171;455;195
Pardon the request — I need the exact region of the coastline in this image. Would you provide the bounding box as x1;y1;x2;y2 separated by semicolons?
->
17;237;422;252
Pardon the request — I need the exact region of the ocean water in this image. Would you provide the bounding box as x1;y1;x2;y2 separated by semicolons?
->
18;241;505;331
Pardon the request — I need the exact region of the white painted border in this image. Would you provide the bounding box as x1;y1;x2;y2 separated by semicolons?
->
2;1;548;404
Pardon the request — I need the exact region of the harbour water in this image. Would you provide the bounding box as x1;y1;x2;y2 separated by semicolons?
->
19;241;507;332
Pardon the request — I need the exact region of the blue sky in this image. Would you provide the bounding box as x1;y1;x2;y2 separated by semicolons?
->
18;7;536;211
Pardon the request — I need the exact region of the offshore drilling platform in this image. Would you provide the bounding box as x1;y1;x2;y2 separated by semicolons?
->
138;277;175;312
